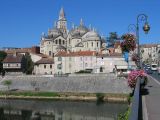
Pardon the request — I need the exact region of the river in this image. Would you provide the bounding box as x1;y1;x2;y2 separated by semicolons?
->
0;99;128;120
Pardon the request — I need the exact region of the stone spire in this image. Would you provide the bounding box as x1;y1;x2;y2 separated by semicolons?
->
80;18;83;26
59;7;65;20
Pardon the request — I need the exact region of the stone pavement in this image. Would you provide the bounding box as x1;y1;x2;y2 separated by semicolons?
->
143;75;160;120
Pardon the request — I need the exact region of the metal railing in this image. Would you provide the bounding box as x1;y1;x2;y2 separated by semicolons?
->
129;77;141;120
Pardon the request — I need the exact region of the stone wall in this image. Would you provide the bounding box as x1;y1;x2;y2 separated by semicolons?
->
0;74;131;94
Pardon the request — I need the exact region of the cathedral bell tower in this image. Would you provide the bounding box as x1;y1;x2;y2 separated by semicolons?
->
57;7;67;34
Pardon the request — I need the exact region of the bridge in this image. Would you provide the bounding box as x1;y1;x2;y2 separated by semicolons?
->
129;73;160;120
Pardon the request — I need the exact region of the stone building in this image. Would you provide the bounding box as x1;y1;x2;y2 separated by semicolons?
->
34;57;54;75
40;7;106;57
3;54;26;74
54;51;98;74
140;44;159;64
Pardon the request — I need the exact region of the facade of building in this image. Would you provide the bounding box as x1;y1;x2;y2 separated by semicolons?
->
54;51;97;74
40;8;106;57
3;54;26;74
140;44;159;64
34;57;54;75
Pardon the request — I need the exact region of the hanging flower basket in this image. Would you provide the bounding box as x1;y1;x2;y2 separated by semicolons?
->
121;34;136;53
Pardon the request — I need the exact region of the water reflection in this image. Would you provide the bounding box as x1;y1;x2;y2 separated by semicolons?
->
0;99;127;120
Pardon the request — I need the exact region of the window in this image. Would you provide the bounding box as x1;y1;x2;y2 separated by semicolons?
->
44;65;46;69
59;39;61;44
63;40;65;44
17;64;18;67
85;63;88;67
8;64;10;67
69;39;71;44
100;67;103;72
56;40;58;44
49;51;52;56
80;57;83;61
49;42;50;44
92;42;93;47
87;42;88;47
97;42;98;47
58;57;62;61
57;64;62;69
50;65;52;69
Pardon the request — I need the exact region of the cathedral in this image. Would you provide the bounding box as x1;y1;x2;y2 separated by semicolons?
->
40;7;107;56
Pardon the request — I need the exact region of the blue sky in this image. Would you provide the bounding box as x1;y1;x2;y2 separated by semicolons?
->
0;0;160;48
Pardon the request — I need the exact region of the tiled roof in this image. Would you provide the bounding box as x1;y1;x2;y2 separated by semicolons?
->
5;48;31;54
55;51;100;57
140;44;158;48
35;58;54;64
3;54;23;63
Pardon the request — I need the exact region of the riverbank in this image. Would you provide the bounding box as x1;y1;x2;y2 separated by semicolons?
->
0;91;129;103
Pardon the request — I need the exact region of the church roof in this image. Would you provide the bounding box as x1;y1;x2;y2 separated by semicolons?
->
55;51;99;57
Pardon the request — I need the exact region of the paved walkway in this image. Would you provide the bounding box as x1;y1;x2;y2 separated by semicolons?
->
143;75;160;120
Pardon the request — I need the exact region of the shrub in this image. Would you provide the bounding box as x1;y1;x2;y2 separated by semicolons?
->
96;93;104;102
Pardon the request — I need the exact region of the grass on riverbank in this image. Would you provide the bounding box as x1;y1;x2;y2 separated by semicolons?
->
0;91;129;102
0;91;59;97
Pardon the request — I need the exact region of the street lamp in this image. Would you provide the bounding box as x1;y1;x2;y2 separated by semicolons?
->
128;14;150;69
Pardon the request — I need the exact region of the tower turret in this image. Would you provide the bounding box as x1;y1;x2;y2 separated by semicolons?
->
57;7;67;34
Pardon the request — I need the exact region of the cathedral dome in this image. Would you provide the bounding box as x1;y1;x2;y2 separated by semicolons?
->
48;28;63;38
83;31;101;41
70;25;89;37
69;19;89;37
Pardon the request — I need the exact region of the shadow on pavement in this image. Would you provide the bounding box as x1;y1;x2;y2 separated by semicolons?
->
141;88;149;96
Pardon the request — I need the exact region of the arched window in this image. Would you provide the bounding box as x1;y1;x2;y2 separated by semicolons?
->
56;40;58;44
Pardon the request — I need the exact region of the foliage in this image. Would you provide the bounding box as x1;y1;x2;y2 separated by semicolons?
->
131;53;139;63
118;108;131;120
24;53;34;74
128;70;147;89
121;34;136;52
3;80;12;90
96;93;104;102
0;91;59;97
0;51;7;73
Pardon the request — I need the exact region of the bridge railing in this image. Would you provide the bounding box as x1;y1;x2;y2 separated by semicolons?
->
129;77;141;120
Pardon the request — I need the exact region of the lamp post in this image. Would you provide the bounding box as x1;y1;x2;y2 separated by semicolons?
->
128;14;150;69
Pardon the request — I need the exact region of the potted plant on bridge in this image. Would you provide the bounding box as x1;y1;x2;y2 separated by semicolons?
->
128;70;148;95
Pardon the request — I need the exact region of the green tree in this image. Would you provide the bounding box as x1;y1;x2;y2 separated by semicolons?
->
24;53;34;74
0;51;7;74
3;80;12;91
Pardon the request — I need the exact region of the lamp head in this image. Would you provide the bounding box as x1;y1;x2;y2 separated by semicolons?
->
143;22;150;34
